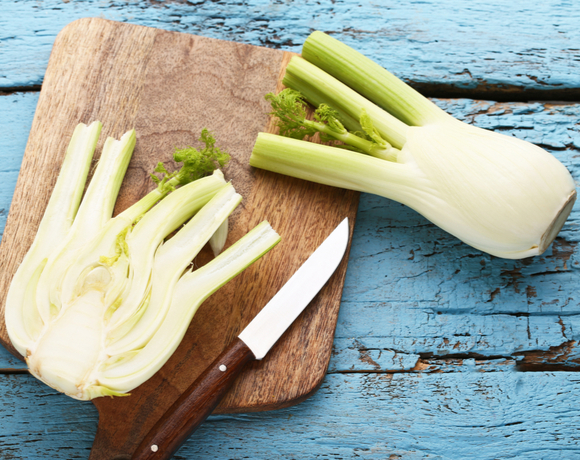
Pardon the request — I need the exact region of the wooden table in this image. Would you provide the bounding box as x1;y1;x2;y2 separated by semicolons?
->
1;1;580;458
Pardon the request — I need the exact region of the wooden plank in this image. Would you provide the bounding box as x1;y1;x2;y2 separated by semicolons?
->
1;0;580;98
1;372;580;459
0;374;98;459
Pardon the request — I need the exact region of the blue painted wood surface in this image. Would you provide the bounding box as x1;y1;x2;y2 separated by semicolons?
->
2;371;580;459
2;1;580;458
1;1;579;96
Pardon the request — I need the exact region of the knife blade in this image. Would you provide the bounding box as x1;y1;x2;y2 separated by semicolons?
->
131;218;350;460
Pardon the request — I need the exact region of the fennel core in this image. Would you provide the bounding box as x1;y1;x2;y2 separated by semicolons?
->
251;31;576;260
5;123;280;400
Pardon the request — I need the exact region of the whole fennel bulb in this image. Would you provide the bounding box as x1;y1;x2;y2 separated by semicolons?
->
250;32;576;259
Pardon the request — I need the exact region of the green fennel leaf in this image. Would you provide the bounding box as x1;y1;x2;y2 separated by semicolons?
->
151;128;231;192
265;88;318;139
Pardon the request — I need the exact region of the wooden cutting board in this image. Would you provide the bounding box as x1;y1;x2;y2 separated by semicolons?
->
0;18;358;459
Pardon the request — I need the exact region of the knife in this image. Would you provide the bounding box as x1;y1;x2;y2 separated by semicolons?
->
131;218;350;460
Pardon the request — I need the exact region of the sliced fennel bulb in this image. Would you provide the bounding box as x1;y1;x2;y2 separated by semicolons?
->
250;32;576;259
6;123;280;400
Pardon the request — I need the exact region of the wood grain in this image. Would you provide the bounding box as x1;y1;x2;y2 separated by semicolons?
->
0;18;358;459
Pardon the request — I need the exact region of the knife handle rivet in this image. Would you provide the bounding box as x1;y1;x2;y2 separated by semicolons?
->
151;444;159;453
219;364;227;372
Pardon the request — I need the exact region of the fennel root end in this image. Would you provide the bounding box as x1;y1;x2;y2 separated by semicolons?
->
539;189;577;255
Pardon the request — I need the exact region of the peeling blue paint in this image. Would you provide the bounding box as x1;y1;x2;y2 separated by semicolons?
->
1;0;580;92
2;372;580;459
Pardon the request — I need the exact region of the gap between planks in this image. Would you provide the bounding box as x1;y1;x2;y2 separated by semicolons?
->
4;86;580;103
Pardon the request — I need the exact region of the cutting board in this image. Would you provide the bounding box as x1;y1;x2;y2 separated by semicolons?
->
0;18;358;459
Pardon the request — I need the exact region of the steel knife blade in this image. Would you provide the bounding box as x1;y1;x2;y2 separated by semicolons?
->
132;218;350;460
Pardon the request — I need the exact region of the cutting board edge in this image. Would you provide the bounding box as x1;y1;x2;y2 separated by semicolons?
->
213;379;322;414
57;17;287;63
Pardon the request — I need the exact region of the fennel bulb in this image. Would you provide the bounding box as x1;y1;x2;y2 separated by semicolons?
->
250;32;576;259
5;123;280;400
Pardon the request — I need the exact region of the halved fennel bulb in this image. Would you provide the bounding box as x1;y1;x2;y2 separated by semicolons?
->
5;122;280;400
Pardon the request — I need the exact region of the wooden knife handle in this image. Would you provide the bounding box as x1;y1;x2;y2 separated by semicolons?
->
131;338;255;460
